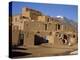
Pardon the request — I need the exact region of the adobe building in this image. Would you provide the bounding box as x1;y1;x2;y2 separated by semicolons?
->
21;7;42;20
10;7;78;48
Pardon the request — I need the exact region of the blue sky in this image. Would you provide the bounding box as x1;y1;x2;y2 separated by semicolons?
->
10;1;78;21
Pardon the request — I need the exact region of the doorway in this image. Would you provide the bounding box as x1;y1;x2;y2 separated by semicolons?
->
18;32;24;46
62;34;69;44
34;34;48;45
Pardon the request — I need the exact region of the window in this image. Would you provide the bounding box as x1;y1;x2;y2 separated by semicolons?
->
58;24;60;30
73;35;75;38
55;24;61;30
15;18;17;22
49;32;52;35
37;31;40;33
20;16;29;19
47;18;49;22
23;16;27;19
18;32;24;46
63;34;67;39
45;24;47;30
55;24;57;31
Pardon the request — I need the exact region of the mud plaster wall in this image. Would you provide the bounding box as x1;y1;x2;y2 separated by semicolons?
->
23;21;61;47
12;29;19;46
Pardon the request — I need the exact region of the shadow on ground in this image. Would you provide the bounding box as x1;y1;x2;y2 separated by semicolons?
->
12;47;27;50
11;51;32;58
10;46;32;58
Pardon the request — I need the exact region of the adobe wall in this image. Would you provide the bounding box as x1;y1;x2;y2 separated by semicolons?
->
23;21;60;48
22;7;42;20
12;29;19;46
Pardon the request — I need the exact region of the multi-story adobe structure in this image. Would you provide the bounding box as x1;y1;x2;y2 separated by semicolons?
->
10;7;78;48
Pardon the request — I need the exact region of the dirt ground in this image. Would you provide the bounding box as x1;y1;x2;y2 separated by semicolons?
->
12;43;78;58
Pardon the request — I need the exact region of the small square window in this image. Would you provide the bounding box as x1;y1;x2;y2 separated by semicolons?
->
15;18;17;22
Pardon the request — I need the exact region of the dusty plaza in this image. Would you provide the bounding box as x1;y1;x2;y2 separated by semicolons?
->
9;2;78;58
